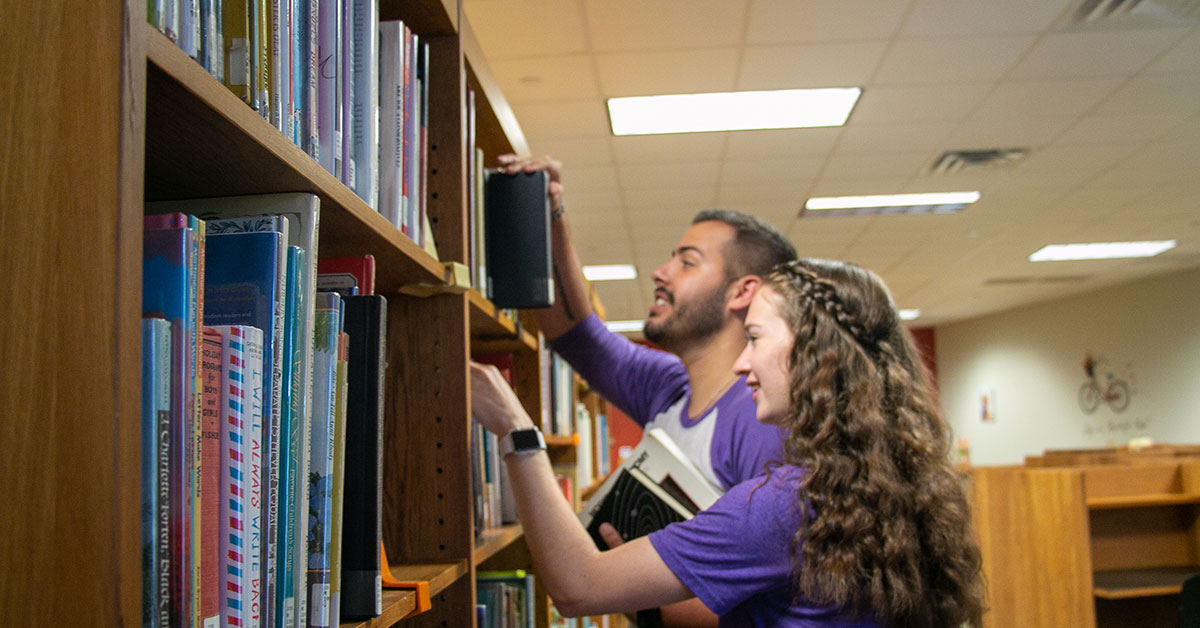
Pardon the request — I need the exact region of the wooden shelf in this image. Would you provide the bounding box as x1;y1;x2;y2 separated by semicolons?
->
340;561;468;628
1087;492;1200;509
468;290;538;353
473;524;525;564
1093;566;1198;599
143;25;445;295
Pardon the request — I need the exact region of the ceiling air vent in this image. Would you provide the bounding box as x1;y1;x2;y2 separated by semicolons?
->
929;148;1027;175
1063;0;1200;29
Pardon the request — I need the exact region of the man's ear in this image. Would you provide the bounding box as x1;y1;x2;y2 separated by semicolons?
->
726;275;761;313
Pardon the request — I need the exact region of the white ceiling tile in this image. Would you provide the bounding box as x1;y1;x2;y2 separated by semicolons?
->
819;151;935;180
1007;28;1191;80
1054;113;1186;145
1110;136;1200;185
1018;142;1143;176
527;137;615;168
873;37;1036;85
719;156;826;186
1094;73;1200;118
714;184;810;211
1142;26;1200;75
737;42;887;90
971;78;1123;120
564;189;624;214
944;115;1077;149
745;0;910;44
724;127;843;158
611;133;729;164
621;186;718;211
617;161;721;191
566;203;627;228
585;0;746;52
463;0;588;59
836;122;955;155
591;282;649;322
490;55;600;103
512;100;611;139
806;177;913;197
849;84;992;124
900;0;1074;37
562;164;620;192
594;49;739;97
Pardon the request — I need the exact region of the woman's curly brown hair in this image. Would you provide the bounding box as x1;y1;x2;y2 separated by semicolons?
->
762;258;984;628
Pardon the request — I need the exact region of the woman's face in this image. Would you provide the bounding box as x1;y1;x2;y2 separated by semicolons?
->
734;287;794;425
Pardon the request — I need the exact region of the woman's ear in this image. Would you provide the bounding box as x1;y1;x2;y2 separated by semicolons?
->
727;275;761;313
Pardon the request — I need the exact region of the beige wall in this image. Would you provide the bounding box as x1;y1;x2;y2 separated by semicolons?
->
937;266;1200;466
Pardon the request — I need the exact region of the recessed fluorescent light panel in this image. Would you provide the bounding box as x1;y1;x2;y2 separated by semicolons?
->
607;87;862;136
804;192;981;217
604;320;645;333
898;309;921;321
582;264;638;281
1028;240;1177;262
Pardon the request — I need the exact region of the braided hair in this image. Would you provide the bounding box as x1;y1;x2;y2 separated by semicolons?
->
763;259;984;628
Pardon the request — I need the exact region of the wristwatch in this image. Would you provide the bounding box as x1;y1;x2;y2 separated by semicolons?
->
499;427;546;458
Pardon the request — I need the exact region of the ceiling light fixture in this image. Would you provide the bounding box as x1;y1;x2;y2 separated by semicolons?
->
582;264;638;281
1028;240;1177;261
607;87;862;136
803;191;981;217
898;309;921;321
604;320;645;333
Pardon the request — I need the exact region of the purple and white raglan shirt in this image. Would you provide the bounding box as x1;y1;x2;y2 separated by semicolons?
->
550;314;784;490
650;467;883;627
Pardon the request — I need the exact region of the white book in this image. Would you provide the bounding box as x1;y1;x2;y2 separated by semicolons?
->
377;20;405;229
350;0;379;209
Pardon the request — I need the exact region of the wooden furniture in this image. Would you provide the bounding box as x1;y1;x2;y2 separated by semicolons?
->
971;460;1200;628
0;0;599;626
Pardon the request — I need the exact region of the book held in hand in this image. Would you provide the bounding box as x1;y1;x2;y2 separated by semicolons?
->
577;428;723;550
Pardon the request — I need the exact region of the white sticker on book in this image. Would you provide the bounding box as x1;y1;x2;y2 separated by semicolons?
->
375;575;383;612
309;584;331;626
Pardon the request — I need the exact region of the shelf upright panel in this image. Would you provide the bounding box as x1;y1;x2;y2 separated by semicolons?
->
0;0;145;626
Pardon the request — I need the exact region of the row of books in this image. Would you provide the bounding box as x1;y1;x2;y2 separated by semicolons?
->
140;193;388;628
150;0;433;249
475;570;535;628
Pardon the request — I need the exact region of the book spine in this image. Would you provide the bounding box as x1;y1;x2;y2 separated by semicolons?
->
256;0;270;117
377;21;403;229
218;325;249;628
327;331;349;623
223;0;252;103
416;41;429;249
340;0;355;187
292;245;313;628
276;247;301;628
402;26;417;242
349;0;377;209
142;318;173;628
244;327;266;628
304;0;319;157
200;327;225;628
316;0;341;176
306;293;341;627
270;0;283;130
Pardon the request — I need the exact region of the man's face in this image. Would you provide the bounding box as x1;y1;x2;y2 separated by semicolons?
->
643;221;736;352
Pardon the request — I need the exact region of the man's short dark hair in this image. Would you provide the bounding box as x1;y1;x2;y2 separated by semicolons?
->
692;209;797;280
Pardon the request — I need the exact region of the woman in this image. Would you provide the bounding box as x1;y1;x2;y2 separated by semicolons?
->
470;258;983;627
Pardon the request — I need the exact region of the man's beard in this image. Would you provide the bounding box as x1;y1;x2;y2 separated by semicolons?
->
643;281;727;353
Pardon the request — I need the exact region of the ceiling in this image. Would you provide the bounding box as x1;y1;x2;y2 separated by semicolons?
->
462;0;1200;330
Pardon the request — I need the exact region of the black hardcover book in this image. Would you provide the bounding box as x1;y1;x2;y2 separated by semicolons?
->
340;295;387;619
484;170;554;308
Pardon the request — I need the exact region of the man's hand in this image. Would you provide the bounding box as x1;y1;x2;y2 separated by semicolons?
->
498;154;563;210
598;523;624;548
469;362;535;437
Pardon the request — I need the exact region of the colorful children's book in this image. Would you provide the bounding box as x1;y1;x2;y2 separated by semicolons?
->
317;255;374;296
142;316;173;628
200;327;224;628
215;325;265;628
327;331;349;623
306;292;342;627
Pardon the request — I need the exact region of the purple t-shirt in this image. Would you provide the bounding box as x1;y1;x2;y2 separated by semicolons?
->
551;314;784;489
650;467;882;627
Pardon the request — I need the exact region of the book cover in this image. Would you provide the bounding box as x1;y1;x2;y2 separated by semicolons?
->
327;331;349;623
317;254;374;296
483;170;553;308
349;0;378;209
277;245;304;628
222;0;252;103
142;316;173;628
306;291;342;627
200;327;225;628
340;295;387;619
215;325;265;628
403;28;420;244
415;40;430;249
316;0;341;176
577;428;723;551
477;571;535;628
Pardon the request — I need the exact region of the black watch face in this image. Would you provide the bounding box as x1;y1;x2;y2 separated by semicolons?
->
511;429;542;451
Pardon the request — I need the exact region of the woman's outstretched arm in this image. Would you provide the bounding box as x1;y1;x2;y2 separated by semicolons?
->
470;362;695;617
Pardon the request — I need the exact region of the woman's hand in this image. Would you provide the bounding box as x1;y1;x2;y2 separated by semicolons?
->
469;361;536;436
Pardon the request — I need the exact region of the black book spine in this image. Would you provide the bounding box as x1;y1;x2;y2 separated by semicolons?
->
339;294;387;618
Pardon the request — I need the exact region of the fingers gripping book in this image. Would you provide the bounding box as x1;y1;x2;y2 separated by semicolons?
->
577;428;723;550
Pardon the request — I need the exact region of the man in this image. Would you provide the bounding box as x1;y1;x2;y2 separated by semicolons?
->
501;155;797;493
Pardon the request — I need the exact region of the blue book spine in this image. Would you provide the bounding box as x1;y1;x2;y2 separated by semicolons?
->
305;291;341;627
142;317;173;628
275;245;303;628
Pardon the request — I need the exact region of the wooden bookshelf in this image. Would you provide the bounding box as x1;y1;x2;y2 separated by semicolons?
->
1093;566;1196;599
0;0;597;626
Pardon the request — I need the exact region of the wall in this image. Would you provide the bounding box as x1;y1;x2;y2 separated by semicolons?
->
937;267;1200;466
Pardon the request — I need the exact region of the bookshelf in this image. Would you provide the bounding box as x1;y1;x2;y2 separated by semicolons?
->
970;458;1200;628
0;1;594;627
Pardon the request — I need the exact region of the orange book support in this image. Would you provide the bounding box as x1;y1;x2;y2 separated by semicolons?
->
380;542;432;618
